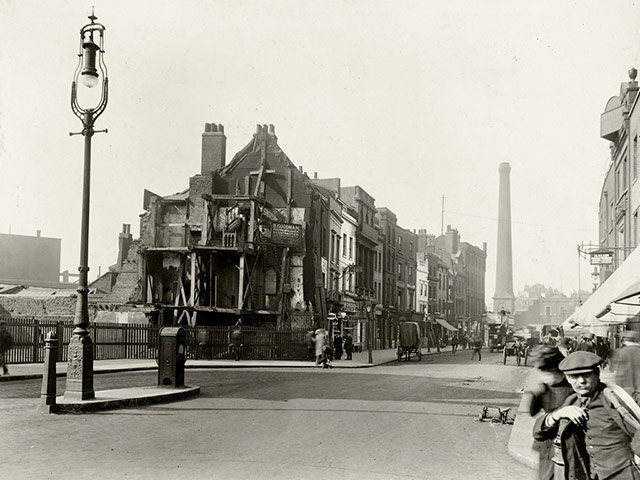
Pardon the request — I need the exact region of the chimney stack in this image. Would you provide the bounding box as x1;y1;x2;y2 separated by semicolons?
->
201;123;226;175
117;223;133;270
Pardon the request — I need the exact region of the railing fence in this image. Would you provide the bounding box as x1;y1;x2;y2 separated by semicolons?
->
0;316;312;363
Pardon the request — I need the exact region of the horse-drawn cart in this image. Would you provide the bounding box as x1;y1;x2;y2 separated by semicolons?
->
397;322;422;362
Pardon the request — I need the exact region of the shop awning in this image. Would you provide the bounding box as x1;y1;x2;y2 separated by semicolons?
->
564;246;640;335
435;318;458;332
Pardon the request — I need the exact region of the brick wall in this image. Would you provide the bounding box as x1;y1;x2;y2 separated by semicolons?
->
0;296;77;318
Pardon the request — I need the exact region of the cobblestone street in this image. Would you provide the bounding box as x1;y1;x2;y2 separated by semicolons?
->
0;351;535;479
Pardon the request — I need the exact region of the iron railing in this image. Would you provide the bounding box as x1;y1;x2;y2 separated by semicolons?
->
0;316;312;363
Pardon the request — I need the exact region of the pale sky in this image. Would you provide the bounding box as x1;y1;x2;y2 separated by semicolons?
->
2;1;640;302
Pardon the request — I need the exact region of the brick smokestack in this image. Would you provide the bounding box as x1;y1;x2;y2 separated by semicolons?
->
201;123;226;174
493;162;515;313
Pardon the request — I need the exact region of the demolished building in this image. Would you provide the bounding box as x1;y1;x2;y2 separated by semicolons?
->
136;123;328;329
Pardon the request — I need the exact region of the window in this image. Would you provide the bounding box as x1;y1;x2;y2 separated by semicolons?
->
634;135;638;180
397;263;402;281
349;237;353;259
624;156;628;191
343;234;347;256
265;268;277;295
409;242;413;255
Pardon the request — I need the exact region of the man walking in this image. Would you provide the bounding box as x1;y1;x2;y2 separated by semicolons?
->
471;337;483;361
451;335;459;355
0;321;12;375
614;330;640;403
533;351;640;479
344;331;353;360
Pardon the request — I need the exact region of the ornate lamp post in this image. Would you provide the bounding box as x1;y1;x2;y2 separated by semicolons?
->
366;304;373;364
64;11;109;400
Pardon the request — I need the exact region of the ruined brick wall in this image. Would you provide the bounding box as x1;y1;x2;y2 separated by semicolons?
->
0;296;77;318
101;240;142;304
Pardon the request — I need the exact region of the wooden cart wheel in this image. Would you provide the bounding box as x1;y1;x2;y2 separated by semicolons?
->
503;346;507;365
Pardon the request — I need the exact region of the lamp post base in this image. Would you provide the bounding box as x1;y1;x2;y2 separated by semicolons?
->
64;332;95;401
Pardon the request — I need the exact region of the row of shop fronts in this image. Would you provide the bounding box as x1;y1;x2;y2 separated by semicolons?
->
326;297;486;351
564;244;640;349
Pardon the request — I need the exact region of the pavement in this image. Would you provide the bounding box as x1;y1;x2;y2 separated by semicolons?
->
0;346;541;471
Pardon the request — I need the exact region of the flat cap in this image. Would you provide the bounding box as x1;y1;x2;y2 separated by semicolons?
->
559;351;603;375
622;330;640;342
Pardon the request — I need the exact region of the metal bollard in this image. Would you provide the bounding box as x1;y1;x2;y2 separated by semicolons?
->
39;331;58;414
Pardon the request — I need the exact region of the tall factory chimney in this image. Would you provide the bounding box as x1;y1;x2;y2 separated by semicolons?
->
493;162;515;313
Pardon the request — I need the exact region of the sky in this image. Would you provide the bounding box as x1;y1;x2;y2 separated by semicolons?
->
1;1;640;303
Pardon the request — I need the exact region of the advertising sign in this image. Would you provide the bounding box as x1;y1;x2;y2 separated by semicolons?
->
590;251;613;265
262;222;303;248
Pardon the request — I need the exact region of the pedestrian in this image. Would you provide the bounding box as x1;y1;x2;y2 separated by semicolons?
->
344;331;353;360
471;337;483;361
557;336;573;357
596;336;612;370
533;351;640;480
575;331;597;353
522;346;573;480
333;331;343;360
314;328;327;367
614;330;640;403
451;335;459;355
230;321;243;361
0;321;11;375
306;330;316;360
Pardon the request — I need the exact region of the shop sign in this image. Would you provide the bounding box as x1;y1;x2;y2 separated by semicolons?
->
262;222;303;248
590;251;613;265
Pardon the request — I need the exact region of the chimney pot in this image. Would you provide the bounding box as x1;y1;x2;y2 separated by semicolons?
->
256;124;262;134
204;123;212;133
268;124;275;135
219;124;224;134
314;172;318;179
299;166;303;173
211;123;218;133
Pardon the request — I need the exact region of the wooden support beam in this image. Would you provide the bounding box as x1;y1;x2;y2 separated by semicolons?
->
190;253;196;307
237;253;245;310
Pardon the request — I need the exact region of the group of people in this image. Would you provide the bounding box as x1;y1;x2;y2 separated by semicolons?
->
310;328;354;368
524;329;640;479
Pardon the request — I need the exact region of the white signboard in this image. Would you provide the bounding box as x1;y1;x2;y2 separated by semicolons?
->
590;252;613;265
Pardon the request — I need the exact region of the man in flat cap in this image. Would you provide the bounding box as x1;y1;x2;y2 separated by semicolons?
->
533;351;640;479
614;330;640;403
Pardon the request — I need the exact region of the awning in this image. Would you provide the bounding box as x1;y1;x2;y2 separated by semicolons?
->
435;318;458;332
565;246;640;334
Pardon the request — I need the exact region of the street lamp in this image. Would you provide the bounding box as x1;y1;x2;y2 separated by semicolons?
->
366;304;373;364
65;11;109;401
591;267;600;292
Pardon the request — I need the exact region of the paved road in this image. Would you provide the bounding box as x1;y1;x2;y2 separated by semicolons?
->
0;350;535;480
